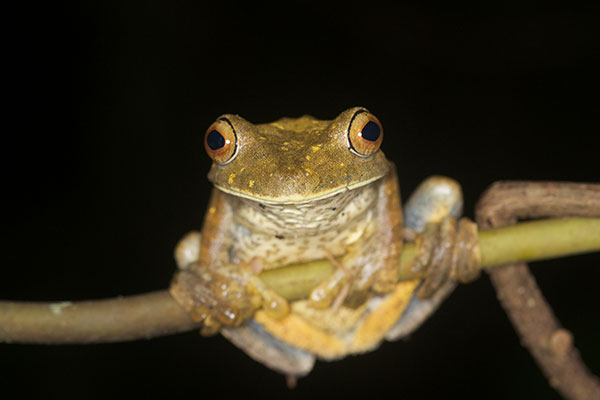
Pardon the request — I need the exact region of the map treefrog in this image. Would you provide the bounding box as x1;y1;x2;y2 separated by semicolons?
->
170;107;462;377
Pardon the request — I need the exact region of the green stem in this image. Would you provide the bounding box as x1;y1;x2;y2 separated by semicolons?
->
260;217;600;300
0;217;598;344
478;217;600;267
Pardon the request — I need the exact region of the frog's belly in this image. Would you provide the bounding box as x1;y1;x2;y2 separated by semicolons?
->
228;184;378;268
229;217;372;267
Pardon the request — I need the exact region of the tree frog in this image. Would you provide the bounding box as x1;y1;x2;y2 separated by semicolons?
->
170;107;462;377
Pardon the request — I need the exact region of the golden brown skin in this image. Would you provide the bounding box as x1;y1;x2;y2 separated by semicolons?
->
171;106;401;327
170;108;463;376
207;108;389;203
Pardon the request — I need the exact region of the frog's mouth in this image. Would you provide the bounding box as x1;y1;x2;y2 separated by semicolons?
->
213;173;385;205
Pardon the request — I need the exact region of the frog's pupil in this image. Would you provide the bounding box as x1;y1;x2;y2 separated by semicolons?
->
207;130;225;150
361;121;380;142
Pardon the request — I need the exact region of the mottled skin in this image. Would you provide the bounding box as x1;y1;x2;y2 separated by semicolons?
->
207;108;389;203
170;108;462;377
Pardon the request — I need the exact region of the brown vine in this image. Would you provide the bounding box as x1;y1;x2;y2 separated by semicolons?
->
476;181;600;400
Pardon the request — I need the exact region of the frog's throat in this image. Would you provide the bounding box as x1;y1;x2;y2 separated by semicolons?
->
213;174;385;205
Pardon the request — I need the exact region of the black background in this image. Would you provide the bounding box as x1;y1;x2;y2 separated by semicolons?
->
1;2;599;399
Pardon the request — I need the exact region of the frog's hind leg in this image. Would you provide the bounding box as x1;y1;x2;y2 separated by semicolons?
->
403;176;463;232
221;321;315;378
174;235;308;376
386;176;463;341
174;230;202;269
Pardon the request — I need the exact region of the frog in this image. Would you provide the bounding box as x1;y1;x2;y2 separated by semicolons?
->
170;107;463;378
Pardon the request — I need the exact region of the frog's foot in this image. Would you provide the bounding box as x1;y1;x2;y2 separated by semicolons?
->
174;231;201;269
170;263;262;335
248;275;290;319
243;257;290;318
385;176;476;342
412;215;481;299
308;254;351;310
221;320;315;378
170;261;289;335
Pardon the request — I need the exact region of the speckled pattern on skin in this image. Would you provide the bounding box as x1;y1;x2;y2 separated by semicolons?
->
208;108;390;203
170;107;414;376
229;183;378;268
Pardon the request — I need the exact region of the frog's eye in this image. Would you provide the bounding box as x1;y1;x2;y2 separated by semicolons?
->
347;110;383;157
204;118;238;165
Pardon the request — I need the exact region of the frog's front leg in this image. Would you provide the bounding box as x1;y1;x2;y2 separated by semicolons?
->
308;162;403;309
386;175;463;340
170;189;289;335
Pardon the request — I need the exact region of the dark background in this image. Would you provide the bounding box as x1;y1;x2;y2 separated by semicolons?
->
1;2;599;399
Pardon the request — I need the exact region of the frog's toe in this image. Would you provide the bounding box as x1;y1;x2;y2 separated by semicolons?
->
308;286;334;309
170;267;262;331
245;276;289;319
308;268;349;309
261;289;290;319
199;314;222;336
413;216;480;299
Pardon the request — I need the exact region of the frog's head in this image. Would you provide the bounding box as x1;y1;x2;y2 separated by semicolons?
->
204;107;390;204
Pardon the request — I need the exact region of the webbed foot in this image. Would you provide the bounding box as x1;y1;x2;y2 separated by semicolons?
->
411;215;480;299
170;261;289;335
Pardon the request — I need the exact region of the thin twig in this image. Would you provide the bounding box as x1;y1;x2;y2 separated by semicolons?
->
1;216;598;345
476;181;600;400
0;291;200;344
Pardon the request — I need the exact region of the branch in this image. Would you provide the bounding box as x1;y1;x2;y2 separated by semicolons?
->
1;216;598;344
476;181;600;400
0;291;200;344
261;217;600;300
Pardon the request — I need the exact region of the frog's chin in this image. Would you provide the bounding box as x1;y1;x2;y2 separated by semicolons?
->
213;174;384;205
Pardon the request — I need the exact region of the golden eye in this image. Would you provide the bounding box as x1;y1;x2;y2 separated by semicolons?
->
347;109;383;157
204;118;238;165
